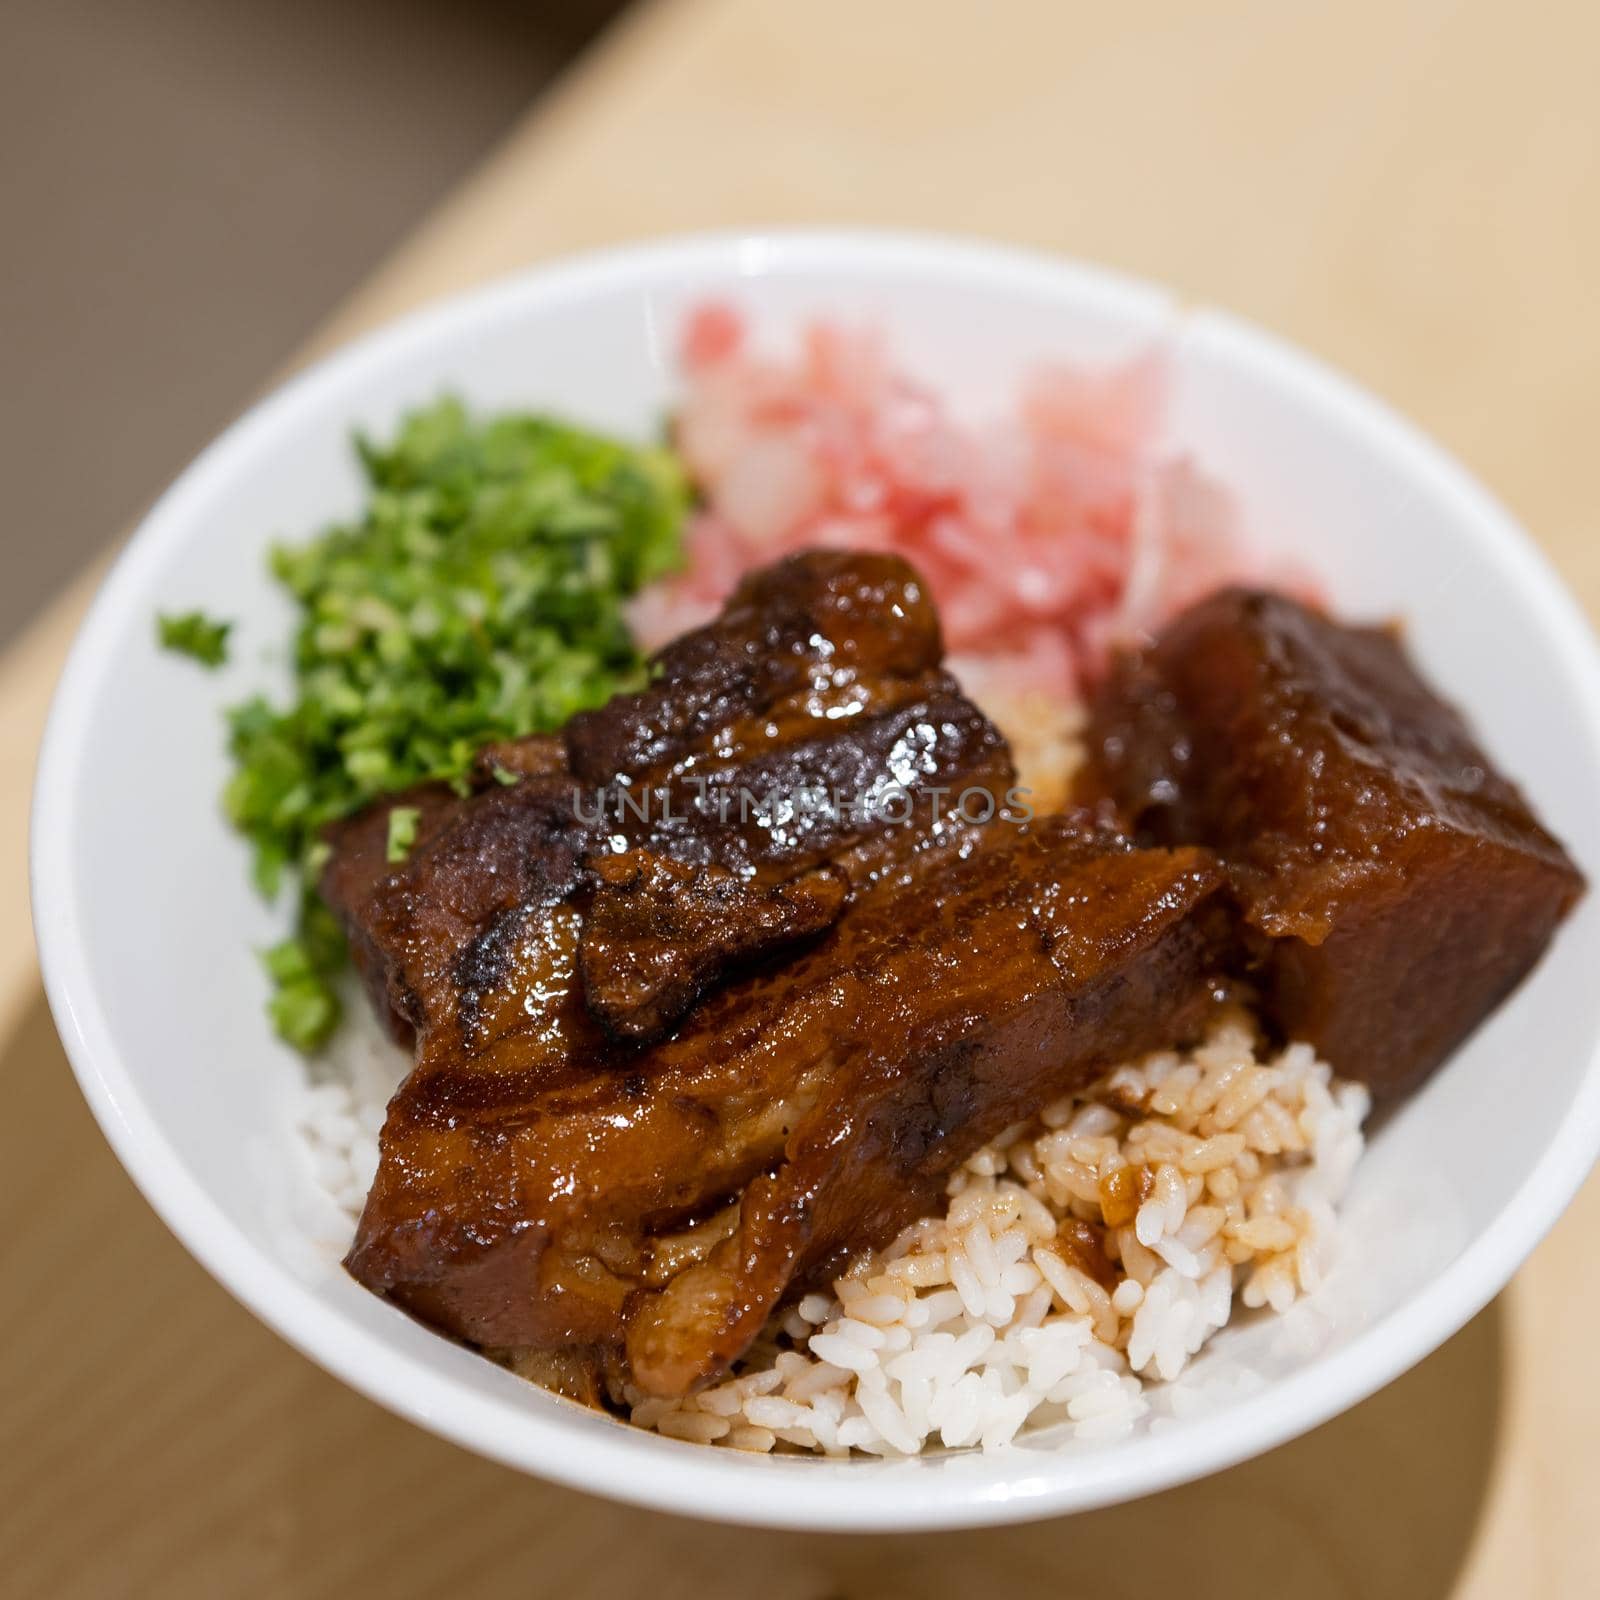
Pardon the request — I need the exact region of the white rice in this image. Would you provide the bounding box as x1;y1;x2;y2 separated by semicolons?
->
619;1007;1368;1455
290;994;396;1221
296;1001;1367;1457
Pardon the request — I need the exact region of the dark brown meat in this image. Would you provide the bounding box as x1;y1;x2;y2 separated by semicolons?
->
343;813;1234;1396
323;773;597;1045
321;550;1241;1398
579;852;848;1041
471;733;568;786
569;549;1012;893
1079;587;1585;1097
621;817;1233;1395
589;681;1010;879
323;550;1014;1051
565;549;944;784
317;780;465;1042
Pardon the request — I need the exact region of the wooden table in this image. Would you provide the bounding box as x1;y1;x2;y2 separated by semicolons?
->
6;1;1597;1592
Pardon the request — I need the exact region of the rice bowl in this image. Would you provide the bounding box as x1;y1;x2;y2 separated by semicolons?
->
31;231;1600;1529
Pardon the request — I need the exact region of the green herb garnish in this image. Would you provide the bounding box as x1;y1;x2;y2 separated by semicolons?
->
385;804;421;864
158;610;232;668
261;897;346;1052
222;397;686;1049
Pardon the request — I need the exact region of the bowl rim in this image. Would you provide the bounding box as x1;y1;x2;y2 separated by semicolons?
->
30;226;1600;1531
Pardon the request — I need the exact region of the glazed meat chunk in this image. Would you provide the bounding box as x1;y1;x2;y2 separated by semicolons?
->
577;851;849;1042
321;550;1238;1399
342;813;1234;1396
618;815;1234;1396
1080;587;1585;1097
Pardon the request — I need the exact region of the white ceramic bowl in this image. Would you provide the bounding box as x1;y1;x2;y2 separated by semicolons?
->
32;231;1600;1531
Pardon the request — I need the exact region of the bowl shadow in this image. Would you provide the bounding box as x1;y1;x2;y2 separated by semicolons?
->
3;987;1503;1597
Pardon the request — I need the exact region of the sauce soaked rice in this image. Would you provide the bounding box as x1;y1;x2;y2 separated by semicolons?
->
621;1007;1369;1456
293;1003;1368;1457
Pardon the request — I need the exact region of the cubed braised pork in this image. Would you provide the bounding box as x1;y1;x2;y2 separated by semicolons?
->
1079;587;1585;1097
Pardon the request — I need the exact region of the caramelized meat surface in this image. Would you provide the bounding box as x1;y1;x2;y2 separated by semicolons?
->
1080;587;1585;1097
323;773;597;1045
563;549;945;786
342;812;1232;1396
324;553;1236;1395
326;559;1581;1403
323;551;1013;1050
565;551;1012;901
317;778;474;1043
619;817;1232;1395
579;851;848;1041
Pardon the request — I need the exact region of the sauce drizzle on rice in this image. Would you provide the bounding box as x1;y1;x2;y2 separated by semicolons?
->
620;1008;1369;1456
299;1002;1370;1456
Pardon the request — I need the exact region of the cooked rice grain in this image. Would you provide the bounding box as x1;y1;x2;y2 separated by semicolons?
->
625;1008;1367;1455
297;991;1367;1458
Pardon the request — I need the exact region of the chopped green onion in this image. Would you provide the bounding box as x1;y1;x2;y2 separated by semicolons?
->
212;397;686;1051
385;805;421;864
157;610;232;668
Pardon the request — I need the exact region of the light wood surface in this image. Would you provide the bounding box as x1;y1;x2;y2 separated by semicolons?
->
7;1;1599;1593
